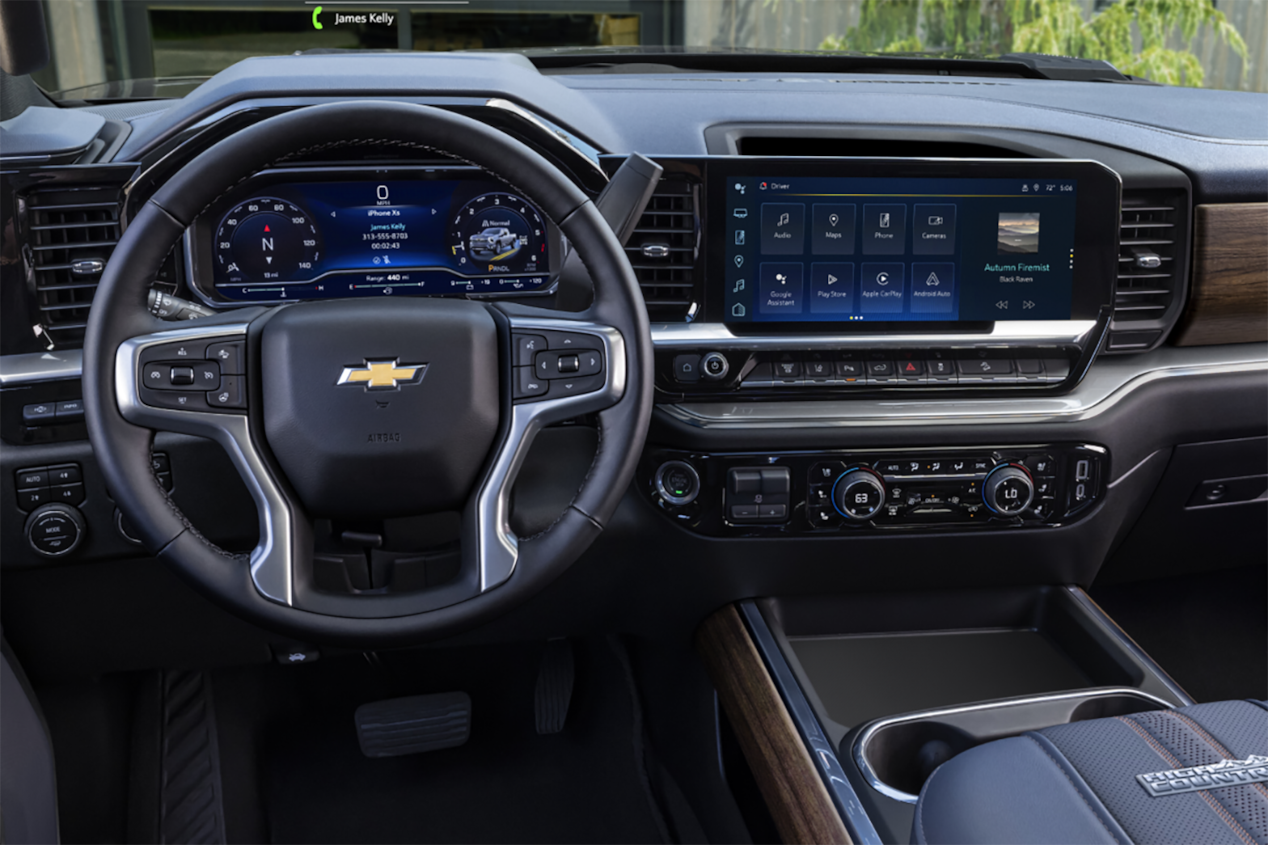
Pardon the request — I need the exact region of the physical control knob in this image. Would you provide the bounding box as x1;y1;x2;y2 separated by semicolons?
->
25;503;86;558
832;468;886;521
983;464;1035;515
700;352;729;380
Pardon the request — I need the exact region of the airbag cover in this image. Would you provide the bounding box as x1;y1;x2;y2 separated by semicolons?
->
261;298;499;517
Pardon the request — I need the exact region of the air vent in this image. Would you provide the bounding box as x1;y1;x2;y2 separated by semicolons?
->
25;186;121;349
625;179;699;321
1109;190;1185;352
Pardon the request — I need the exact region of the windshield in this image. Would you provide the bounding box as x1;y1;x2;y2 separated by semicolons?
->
31;0;1259;98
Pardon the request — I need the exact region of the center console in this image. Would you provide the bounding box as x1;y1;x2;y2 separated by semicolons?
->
640;157;1122;399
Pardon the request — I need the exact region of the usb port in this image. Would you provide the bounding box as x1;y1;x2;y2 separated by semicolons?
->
1075;459;1090;482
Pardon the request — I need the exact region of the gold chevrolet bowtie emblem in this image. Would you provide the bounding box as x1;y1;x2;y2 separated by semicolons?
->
337;359;427;390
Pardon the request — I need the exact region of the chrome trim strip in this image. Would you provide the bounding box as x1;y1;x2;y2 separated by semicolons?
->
1064;586;1196;706
662;346;1268;429
0;350;84;386
472;316;626;592
852;687;1176;804
739;601;884;845
483;97;606;175
651;320;1098;349
115;322;296;606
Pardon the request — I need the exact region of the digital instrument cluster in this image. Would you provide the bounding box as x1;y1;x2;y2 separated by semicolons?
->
189;168;558;304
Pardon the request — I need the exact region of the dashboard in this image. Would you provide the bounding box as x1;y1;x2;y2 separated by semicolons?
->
186;166;560;304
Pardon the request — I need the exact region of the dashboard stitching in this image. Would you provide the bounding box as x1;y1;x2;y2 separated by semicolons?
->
522;418;605;540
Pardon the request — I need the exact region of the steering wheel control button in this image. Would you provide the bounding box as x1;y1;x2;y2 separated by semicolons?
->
557;354;581;374
25;504;85;558
727;466;791;523
701;352;730;380
576;349;603;377
833;468;886;520
545;374;604;399
147;391;209;412
982;464;1035;515
170;366;195;386
513;368;547;400
204;341;245;374
654;461;701;506
207;375;246;411
514;334;548;366
673;354;701;383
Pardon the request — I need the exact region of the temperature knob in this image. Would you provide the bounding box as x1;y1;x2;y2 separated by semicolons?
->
832;468;886;521
983;464;1035;515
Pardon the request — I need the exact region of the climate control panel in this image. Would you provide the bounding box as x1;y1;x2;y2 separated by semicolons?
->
640;444;1106;536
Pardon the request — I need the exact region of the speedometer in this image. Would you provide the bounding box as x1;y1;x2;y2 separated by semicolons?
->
446;192;548;276
214;198;321;284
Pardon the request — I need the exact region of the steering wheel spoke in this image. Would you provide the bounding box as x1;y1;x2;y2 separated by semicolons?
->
468;314;627;593
115;320;300;606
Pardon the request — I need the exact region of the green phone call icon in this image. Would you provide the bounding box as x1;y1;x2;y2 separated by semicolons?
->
312;6;323;29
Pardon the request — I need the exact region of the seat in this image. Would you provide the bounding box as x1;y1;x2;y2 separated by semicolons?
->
913;699;1268;845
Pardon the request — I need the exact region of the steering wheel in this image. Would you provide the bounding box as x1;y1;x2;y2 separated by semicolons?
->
83;102;654;646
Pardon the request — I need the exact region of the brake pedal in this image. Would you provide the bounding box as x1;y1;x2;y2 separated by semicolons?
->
354;691;471;758
535;638;575;735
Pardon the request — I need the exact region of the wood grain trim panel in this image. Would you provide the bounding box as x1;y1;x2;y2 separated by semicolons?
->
1173;203;1268;346
696;605;852;845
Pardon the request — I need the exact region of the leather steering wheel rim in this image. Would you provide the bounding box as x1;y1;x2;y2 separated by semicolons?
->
83;101;654;646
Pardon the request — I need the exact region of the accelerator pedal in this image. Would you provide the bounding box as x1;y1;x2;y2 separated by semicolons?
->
535;638;575;735
354;691;471;758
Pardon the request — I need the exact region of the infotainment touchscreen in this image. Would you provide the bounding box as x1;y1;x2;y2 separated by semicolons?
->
713;160;1119;327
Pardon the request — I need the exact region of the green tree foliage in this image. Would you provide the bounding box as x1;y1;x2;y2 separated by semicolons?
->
818;0;1247;86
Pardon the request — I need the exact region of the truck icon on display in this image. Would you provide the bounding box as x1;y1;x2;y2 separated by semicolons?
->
468;227;519;259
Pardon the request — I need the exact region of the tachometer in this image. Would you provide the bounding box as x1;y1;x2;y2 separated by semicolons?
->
214;198;321;284
446;192;547;276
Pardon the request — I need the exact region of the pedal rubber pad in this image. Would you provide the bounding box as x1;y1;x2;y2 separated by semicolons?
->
535;639;575;735
354;691;471;758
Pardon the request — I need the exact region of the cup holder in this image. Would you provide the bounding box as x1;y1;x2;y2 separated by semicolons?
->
851;688;1171;803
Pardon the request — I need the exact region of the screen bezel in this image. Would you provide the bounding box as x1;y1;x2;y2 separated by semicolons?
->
703;157;1120;332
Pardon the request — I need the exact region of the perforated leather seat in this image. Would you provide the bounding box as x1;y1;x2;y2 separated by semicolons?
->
913;699;1268;845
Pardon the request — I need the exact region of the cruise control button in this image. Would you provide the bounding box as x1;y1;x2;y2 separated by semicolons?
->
514;334;548;367
170;366;195;386
545;374;604;399
207;376;246;410
204;341;245;375
145;391;209;412
193;361;221;390
143;363;173;389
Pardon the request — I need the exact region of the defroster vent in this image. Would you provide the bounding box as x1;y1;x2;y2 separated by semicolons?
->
625;179;700;321
1109;189;1186;352
25;185;121;349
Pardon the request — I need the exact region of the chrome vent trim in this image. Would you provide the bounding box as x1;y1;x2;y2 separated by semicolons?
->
25;186;122;349
625;179;700;321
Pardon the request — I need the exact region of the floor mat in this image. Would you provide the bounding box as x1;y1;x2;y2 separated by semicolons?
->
1091;565;1268;703
256;638;668;844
